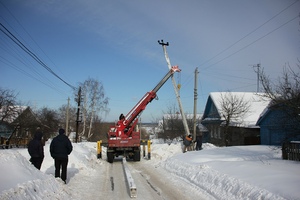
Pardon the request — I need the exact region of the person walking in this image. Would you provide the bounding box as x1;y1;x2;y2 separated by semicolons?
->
28;131;44;170
50;128;73;184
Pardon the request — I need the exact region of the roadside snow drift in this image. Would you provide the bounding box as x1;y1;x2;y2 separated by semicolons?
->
0;141;299;200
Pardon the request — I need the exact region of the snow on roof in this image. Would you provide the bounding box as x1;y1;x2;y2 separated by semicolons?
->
209;92;270;128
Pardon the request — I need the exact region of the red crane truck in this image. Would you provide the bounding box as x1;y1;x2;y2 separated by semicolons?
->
106;66;181;163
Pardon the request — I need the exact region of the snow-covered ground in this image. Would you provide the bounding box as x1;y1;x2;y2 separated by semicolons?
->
0;140;299;200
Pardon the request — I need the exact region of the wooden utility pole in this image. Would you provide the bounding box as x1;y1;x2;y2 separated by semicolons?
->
65;97;70;135
75;87;82;143
253;63;261;92
158;40;190;136
193;67;199;140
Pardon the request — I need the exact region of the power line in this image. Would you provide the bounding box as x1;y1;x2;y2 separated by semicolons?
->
0;1;71;83
0;22;76;90
0;56;67;95
0;37;61;91
199;0;299;70
202;14;299;71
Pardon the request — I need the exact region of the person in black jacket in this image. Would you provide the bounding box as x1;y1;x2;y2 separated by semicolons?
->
195;132;203;151
28;131;44;170
50;128;73;183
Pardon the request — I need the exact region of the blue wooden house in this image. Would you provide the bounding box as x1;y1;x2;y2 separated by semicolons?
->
256;104;300;145
201;92;270;146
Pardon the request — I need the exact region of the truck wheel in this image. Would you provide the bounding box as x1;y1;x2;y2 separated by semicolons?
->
107;152;114;163
133;150;140;161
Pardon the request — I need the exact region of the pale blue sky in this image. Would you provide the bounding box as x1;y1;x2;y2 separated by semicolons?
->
0;0;299;122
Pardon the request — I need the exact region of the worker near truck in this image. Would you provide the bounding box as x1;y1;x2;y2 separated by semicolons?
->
195;132;203;151
183;134;193;153
119;113;125;121
50;128;73;184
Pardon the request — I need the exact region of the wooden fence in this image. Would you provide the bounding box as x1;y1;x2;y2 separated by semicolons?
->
282;141;300;161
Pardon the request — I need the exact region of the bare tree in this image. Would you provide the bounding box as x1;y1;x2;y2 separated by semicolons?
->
79;78;109;140
259;63;300;141
58;104;77;134
0;88;20;122
140;127;149;140
260;63;300;122
162;103;185;140
36;107;60;137
219;92;251;146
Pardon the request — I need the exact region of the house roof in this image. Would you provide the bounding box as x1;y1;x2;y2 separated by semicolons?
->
203;92;271;128
256;100;300;126
0;106;28;123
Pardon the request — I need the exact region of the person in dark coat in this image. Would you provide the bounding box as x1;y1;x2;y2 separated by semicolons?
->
195;132;203;151
50;128;73;184
28;131;44;170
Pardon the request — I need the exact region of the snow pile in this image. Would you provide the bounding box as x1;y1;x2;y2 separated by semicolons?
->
147;141;300;199
0;141;98;200
0;141;299;199
161;146;290;200
0;149;74;200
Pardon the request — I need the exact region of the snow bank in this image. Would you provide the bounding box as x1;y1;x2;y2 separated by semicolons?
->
0;149;74;199
1;141;299;200
0;141;98;200
156;144;299;200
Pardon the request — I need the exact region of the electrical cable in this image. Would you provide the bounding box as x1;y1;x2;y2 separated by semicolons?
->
199;0;300;70
202;14;299;71
0;56;67;95
163;1;299;110
0;22;76;90
0;37;61;91
0;1;71;84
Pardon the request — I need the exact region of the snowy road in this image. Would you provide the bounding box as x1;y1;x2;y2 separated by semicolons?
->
128;160;211;200
67;156;212;200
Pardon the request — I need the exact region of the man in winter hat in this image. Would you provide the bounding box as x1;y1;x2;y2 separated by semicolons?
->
50;128;73;183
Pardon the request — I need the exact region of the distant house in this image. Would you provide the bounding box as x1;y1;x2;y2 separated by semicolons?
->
0;121;13;147
256;103;300;145
201;92;270;146
0;106;42;147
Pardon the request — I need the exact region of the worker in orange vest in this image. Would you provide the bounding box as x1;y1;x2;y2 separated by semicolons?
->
183;134;193;153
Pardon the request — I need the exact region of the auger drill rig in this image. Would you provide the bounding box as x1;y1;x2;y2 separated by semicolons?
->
106;66;181;163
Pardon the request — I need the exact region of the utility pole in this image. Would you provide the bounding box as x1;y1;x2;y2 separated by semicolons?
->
158;40;190;136
193;67;199;140
75;87;82;143
65;97;70;136
253;63;261;92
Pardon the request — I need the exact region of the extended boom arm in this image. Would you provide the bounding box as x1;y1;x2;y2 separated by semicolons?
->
113;66;181;138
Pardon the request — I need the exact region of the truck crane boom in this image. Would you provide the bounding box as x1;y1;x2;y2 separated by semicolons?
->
106;66;181;163
122;65;181;129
